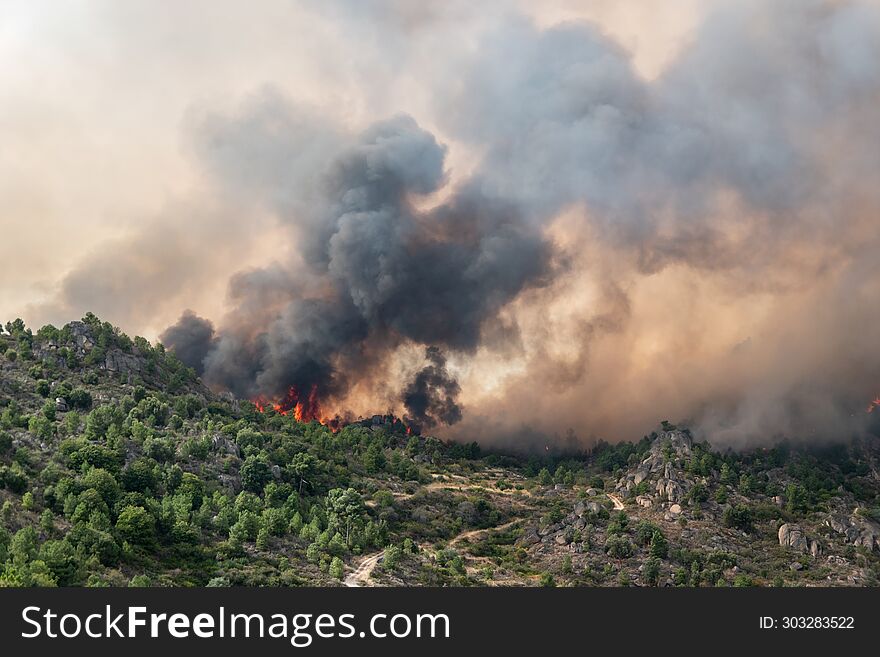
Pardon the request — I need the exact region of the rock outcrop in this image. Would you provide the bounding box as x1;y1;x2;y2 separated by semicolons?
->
617;429;695;504
103;349;143;375
778;523;822;557
824;512;880;552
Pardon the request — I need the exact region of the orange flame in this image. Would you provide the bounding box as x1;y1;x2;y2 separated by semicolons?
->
251;385;342;431
868;395;880;413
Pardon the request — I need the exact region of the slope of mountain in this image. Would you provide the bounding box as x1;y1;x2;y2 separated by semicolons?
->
0;315;878;587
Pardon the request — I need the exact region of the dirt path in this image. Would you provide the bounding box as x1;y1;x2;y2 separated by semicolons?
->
607;493;625;510
344;551;383;587
448;519;521;548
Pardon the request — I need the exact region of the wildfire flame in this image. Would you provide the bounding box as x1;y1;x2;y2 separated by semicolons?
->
868;395;880;414
251;388;421;435
252;385;341;431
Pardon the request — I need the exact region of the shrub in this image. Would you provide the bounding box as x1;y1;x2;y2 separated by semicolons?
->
723;504;754;532
67;388;93;410
649;531;669;559
643;557;660;586
382;544;402;572
0;431;11;453
28;415;54;440
36;380;51;398
605;536;634;559
539;572;556;587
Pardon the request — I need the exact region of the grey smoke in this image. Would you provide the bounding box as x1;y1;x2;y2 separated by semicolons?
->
402;346;463;431
164;112;553;413
158;310;216;376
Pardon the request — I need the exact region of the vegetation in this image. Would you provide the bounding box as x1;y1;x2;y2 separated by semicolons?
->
0;315;878;587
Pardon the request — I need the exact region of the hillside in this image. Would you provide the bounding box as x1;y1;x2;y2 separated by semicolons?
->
0;315;879;587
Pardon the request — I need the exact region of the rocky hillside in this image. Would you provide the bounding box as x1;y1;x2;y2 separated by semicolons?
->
1;315;879;587
507;428;880;587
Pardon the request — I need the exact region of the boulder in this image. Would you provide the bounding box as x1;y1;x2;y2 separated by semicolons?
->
103;349;143;375
669;503;682;515
823;512;880;552
656;478;684;503
584;502;603;515
67;321;95;352
636;495;653;508
778;523;821;557
54;397;68;412
539;522;563;537
211;434;240;457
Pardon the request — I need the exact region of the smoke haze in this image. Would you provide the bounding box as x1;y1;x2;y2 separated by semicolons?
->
5;0;880;447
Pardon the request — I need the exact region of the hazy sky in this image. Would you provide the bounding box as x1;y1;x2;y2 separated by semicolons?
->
0;0;702;335
3;1;879;446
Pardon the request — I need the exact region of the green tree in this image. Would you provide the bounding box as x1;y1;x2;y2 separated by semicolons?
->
39;539;78;585
115;506;156;548
649;530;668;559
240;455;272;494
605;536;634;559
720;463;735;485
81;468;120;507
785;484;810;515
538;468;552;486
329;556;345;580
67;388;93;411
28;415;54;440
121;459;157;493
292;452;317;494
688;482;708;504
539;572;556;587
129;575;152;587
327;487;365;547
723;504;754;532
40;509;55;534
382;544;402;572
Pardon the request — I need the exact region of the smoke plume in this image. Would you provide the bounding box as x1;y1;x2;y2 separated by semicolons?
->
163;111;553;422
27;0;880;446
402;347;463;431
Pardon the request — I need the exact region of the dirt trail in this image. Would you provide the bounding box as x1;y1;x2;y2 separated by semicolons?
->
448;519;521;548
607;493;625;510
343;551;383;587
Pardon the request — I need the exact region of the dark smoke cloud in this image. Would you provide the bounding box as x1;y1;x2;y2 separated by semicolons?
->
159;310;216;375
402;346;463;430
180;111;553;408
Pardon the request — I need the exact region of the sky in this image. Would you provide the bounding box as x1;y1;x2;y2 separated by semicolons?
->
0;0;702;334
1;1;879;447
